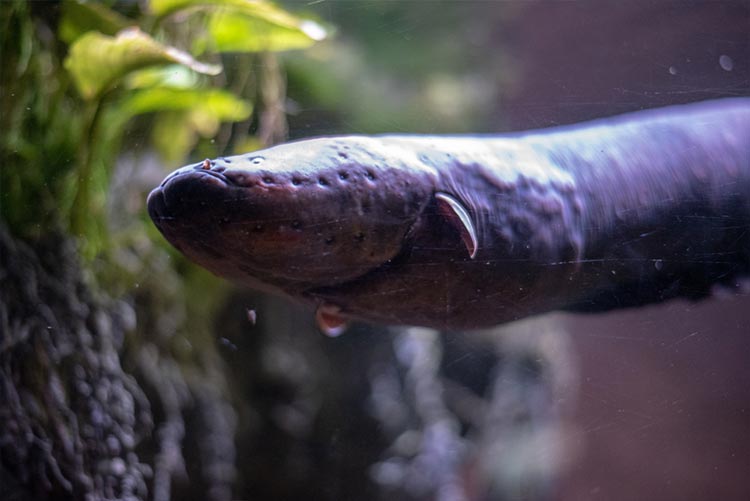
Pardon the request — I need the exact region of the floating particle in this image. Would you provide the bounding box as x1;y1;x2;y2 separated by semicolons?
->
219;337;237;351
246;308;257;325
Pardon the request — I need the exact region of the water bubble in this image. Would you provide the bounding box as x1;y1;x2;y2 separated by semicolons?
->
668;66;678;75
719;55;733;71
654;259;664;271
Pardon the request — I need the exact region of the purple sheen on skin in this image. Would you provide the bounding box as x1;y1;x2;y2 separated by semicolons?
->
148;99;750;329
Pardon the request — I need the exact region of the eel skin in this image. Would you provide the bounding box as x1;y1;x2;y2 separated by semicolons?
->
147;99;750;330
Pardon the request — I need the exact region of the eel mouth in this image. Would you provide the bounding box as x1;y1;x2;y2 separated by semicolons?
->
146;186;169;228
147;166;232;230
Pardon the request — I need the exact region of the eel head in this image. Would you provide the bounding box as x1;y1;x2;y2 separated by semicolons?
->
147;137;439;301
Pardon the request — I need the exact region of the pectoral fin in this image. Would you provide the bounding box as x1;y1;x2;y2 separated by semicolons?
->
435;192;478;259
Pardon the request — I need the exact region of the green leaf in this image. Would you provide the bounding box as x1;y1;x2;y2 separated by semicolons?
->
150;0;317;27
142;87;252;163
64;28;222;100
120;87;252;121
233;136;264;154
119;86;253;162
59;0;134;44
126;64;200;90
148;0;327;52
149;0;204;16
152;111;197;164
205;9;326;53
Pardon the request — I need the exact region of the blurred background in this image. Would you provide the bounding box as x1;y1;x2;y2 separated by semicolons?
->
1;1;748;500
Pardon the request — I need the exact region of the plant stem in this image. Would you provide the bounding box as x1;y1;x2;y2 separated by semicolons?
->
70;98;104;241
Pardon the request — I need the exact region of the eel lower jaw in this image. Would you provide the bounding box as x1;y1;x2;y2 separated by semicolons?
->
302;241;415;308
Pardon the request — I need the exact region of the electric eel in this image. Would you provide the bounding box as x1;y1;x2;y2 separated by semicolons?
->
147;99;750;332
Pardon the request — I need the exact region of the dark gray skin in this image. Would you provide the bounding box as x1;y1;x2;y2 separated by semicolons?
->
147;99;750;330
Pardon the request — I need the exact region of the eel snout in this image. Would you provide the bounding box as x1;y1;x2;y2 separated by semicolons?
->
147;162;245;284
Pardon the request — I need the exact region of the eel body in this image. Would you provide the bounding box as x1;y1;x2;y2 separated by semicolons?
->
147;99;750;330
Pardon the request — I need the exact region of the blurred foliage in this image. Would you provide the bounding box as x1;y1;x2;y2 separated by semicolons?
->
65;28;222;100
281;1;517;135
59;0;132;43
0;0;327;261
